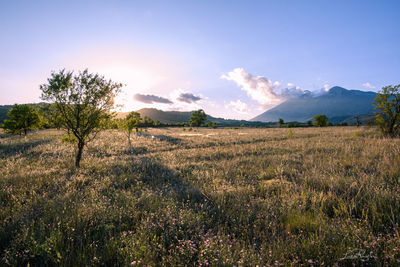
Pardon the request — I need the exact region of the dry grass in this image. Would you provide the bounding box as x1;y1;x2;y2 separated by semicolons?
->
0;126;399;266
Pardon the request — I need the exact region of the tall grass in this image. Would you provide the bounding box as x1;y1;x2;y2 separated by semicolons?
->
0;127;399;265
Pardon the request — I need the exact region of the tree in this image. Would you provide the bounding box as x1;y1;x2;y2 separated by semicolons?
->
39;103;64;129
122;111;142;147
40;69;122;167
2;104;39;136
373;85;400;137
278;118;284;127
313;114;329;127
189;109;207;127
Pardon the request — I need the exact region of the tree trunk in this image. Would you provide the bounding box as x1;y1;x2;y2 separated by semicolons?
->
75;141;85;168
128;131;132;147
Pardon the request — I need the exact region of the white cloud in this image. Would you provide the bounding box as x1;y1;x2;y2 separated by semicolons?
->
362;82;376;89
324;84;330;92
225;100;249;114
221;68;311;110
221;68;284;109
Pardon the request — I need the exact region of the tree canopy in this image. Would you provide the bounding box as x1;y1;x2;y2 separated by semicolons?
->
2;104;39;135
373;85;400;137
313;114;329;127
122;111;142;147
40;69;122;167
189;109;207;127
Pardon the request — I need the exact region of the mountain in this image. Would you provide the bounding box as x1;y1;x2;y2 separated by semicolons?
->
251;86;377;123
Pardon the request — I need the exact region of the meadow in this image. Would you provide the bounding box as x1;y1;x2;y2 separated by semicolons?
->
0;126;399;266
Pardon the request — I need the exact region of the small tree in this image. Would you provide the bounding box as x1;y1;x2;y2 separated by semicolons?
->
373;85;400;137
278;118;284;127
189;109;207;127
2;104;39;136
313;114;329;127
40;69;122;167
122;111;142;147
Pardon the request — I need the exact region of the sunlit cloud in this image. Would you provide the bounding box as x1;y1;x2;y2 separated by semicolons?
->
225;100;249;114
221;68;283;109
362;82;376;89
221;68;311;110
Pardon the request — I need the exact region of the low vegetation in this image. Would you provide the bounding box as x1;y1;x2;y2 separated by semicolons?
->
0;126;399;265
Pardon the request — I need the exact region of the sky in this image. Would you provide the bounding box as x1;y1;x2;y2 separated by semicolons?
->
0;0;399;120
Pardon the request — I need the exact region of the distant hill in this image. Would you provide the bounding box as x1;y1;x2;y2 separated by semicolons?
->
252;86;377;123
0;105;13;124
135;108;274;127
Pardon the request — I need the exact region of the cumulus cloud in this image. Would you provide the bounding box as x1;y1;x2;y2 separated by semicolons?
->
177;92;202;103
281;85;311;98
225;100;249;114
221;68;283;108
362;82;376;89
221;68;311;109
133;93;173;104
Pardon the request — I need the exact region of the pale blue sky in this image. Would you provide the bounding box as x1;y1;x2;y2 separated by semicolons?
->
0;0;399;119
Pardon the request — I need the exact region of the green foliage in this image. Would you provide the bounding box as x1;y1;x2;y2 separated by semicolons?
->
38;103;64;129
373;84;400;137
61;133;77;144
278;118;284;127
40;69;122;167
2;104;39;135
122;112;142;146
313;114;329;127
286;122;299;128
189;109;207;127
207;122;217;128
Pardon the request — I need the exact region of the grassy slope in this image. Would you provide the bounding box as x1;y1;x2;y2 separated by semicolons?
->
0;127;399;265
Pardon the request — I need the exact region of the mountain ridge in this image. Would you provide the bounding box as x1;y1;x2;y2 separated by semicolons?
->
251;86;377;123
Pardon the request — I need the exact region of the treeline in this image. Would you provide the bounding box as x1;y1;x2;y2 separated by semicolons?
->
0;104;225;136
0;103;376;136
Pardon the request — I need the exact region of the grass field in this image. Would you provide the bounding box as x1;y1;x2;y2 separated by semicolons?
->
0;127;399;266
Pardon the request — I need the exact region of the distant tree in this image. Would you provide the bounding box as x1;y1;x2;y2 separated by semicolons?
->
307;120;313;126
313;114;329;127
40;69;122;167
373;85;400;137
2;104;39;136
122;111;142;147
142;116;154;127
278;118;284;127
207;122;217;128
39;103;64;129
189;109;207;127
355;115;362;127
